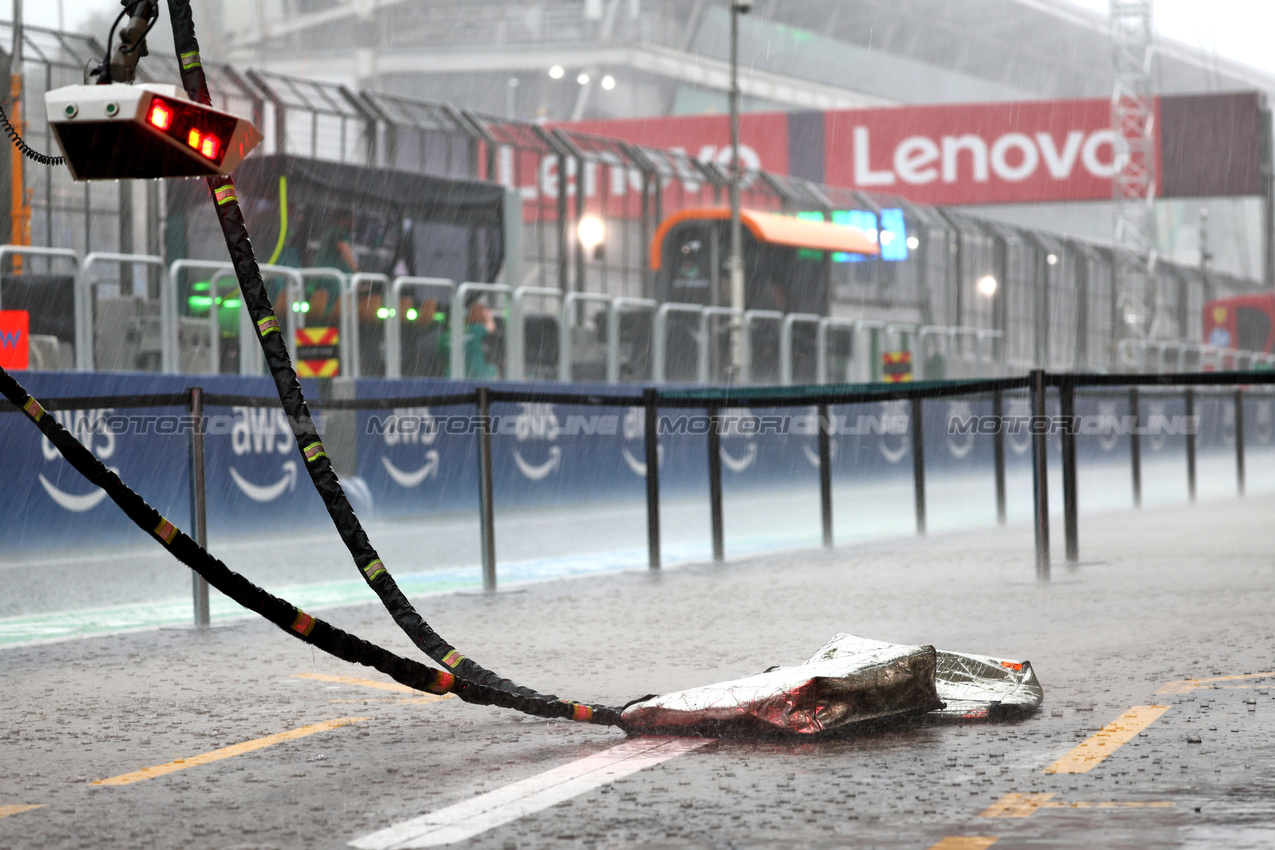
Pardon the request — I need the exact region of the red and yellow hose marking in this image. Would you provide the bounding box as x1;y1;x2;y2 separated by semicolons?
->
570;703;594;723
153;517;177;545
441;650;465;669
428;671;455;695
291;610;316;637
362;559;386;581
303;442;327;464
256;315;280;337
22;396;44;422
214;185;237;206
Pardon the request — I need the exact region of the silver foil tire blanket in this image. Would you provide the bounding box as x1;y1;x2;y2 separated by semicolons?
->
163;0;615;726
0;367;621;725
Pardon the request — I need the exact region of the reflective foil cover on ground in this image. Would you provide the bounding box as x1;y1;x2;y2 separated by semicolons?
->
620;643;944;737
807;634;1044;721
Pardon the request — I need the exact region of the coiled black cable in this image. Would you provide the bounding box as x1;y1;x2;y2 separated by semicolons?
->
0;100;64;167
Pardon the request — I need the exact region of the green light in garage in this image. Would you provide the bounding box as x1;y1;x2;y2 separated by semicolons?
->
292;301;311;313
377;307;389;319
434;312;445;323
188;295;213;309
406;308;418;321
192;280;210;292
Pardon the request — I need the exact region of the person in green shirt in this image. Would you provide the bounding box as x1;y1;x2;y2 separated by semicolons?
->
464;302;499;379
310;210;357;325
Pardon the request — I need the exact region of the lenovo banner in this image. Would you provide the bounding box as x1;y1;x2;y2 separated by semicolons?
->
557;92;1265;207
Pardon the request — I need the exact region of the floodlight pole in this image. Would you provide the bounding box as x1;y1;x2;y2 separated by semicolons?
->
728;0;749;381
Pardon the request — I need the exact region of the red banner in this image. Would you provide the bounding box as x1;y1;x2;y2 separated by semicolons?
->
0;310;28;370
557;93;1263;208
822;98;1153;205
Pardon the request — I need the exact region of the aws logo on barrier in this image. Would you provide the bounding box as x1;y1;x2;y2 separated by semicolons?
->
620;407;662;476
229;406;297;502
719;408;758;474
39;409;116;511
514;403;561;481
380;407;439;488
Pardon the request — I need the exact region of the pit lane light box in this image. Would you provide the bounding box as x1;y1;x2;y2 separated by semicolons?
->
45;83;262;181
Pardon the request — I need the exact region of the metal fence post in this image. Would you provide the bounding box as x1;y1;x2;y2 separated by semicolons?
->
1235;388;1246;496
1060;380;1079;564
992;388;1007;525
1030;369;1050;581
187;387;210;627
910;395;926;535
1185;387;1197;502
477;387;497;591
644;388;661;570
818;402;833;547
1130;387;1142;508
707;404;724;562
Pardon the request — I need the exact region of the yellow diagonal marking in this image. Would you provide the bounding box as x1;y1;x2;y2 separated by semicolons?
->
1157;671;1275;694
1041;801;1174;810
979;792;1054;818
90;717;367;786
1044;705;1169;774
293;672;430;695
927;838;999;850
0;805;43;819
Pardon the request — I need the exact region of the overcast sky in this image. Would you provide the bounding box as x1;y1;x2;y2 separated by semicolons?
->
4;0;1275;77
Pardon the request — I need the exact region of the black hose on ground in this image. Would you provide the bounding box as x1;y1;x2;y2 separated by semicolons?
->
161;0;620;726
0;368;621;725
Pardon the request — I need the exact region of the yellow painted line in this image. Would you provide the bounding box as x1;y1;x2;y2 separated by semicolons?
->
90;717;367;787
1044;705;1170;774
325;697;452;706
980;792;1055;818
927;838;999;850
1041;801;1174;810
0;805;43;819
1157;671;1275;695
293;672;437;695
981;793;1173;818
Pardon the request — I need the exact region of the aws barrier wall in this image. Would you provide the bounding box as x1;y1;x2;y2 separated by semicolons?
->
5;372;1274;556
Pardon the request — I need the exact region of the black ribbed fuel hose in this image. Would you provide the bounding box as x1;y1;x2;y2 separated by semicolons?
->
0;368;620;724
144;0;625;726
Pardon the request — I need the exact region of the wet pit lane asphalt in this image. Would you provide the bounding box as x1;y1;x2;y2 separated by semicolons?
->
2;492;1274;849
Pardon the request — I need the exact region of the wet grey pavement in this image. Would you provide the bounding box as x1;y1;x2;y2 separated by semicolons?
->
3;490;1275;849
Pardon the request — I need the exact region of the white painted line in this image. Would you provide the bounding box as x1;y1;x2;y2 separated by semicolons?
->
349;735;712;849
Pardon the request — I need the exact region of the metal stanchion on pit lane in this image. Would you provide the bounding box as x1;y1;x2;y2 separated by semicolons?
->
187;387;210;627
1030;370;1050;581
1185;387;1197;503
1060;380;1079;564
910;396;926;536
477;387;497;592
707;404;724;562
1235;388;1246;496
1130;387;1142;508
992;388;1007;525
818;402;833;548
644;388;661;570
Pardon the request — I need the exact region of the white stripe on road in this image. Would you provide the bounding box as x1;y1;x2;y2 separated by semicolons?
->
349;736;712;849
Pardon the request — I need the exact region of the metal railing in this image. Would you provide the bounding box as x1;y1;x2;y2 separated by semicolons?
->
8;369;1275;626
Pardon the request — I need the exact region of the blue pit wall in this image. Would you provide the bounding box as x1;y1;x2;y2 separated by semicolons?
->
2;370;1251;553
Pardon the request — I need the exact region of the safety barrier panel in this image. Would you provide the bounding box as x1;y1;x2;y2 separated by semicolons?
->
384;276;456;379
1117;338;1275;373
7;369;1275;626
